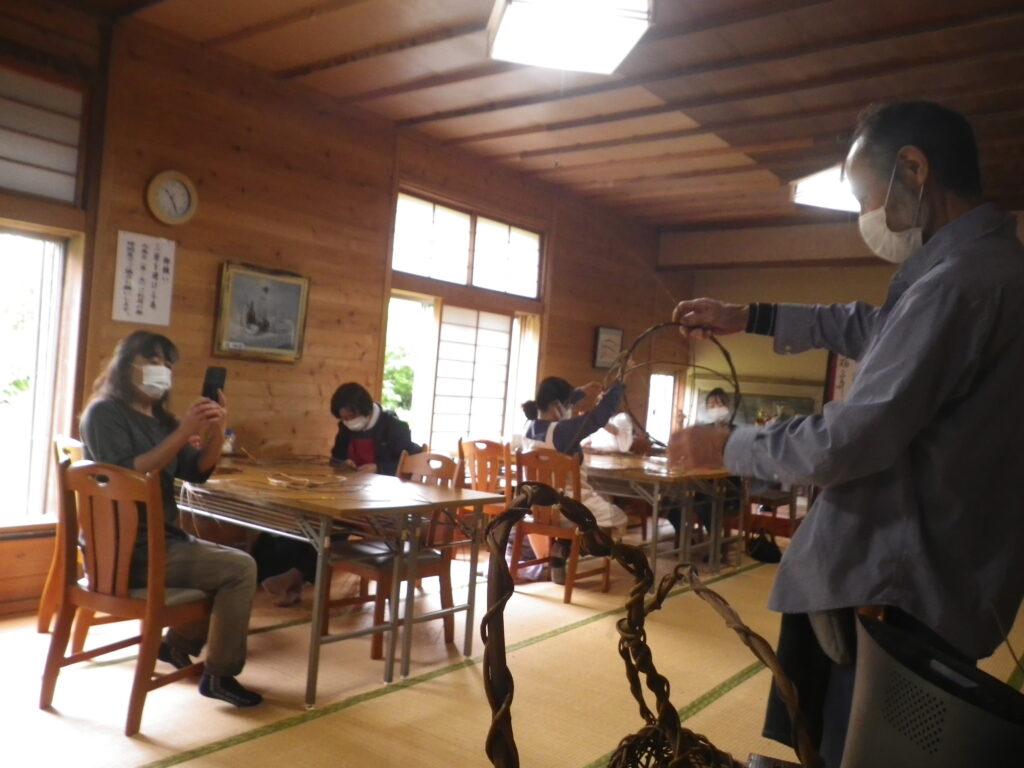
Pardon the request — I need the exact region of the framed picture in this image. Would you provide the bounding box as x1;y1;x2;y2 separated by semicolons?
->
594;326;623;369
213;262;310;363
824;351;859;404
687;375;823;427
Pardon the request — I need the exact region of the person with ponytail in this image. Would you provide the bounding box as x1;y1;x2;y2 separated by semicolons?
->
519;377;629;582
79;330;262;708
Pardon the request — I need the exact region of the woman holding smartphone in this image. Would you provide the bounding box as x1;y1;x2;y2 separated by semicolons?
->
79;330;262;707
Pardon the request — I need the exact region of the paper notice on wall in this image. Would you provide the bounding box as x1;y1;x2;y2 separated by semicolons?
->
112;231;175;326
830;354;859;402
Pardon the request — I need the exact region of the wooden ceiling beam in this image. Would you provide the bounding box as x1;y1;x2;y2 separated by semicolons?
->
399;4;1023;128
642;0;832;44
202;0;374;48
278;21;485;79
443;36;1024;144
112;0;168;19
531;138;819;177
334;62;519;105
491;82;1024;163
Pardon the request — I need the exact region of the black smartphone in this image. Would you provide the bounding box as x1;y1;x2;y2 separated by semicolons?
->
201;366;227;401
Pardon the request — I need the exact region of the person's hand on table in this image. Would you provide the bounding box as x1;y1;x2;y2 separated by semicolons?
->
356;463;378;474
666;425;731;471
672;298;749;339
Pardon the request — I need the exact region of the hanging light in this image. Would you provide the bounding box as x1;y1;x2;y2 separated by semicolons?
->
487;0;652;75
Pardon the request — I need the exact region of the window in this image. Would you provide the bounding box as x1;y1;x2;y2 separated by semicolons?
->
383;295;539;457
0;65;84;203
645;373;676;446
391;193;541;299
0;232;65;523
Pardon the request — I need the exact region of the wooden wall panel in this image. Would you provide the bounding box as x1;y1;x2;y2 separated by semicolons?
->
82;22;396;458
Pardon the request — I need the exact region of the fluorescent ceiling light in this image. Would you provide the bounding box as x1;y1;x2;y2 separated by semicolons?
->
487;0;651;75
792;163;860;213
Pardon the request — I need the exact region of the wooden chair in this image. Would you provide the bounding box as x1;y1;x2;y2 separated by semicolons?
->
40;460;211;736
38;436;84;633
322;450;462;660
458;438;512;516
511;448;611;603
39;437;135;652
745;483;801;539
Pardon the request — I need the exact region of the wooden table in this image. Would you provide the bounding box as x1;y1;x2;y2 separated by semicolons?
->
177;458;504;707
583;453;743;574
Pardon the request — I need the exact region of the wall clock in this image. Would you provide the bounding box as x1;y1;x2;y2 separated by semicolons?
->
146;170;198;225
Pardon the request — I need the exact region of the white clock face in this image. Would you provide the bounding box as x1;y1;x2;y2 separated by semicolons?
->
158;179;191;219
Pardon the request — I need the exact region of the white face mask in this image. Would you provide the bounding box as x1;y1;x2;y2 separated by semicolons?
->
707;406;729;422
557;402;573;421
343;415;370;432
137;364;172;399
857;162;924;264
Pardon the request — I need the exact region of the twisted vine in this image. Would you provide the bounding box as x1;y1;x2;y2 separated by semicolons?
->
480;482;821;768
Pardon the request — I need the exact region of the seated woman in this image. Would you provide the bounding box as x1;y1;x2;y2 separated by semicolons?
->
519;377;629;582
79;331;262;707
253;382;422;605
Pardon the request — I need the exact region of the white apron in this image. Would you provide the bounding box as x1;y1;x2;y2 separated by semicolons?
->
520;421;628;529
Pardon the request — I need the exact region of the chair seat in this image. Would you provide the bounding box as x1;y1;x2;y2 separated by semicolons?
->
330;540;444;569
749;489;794;507
75;578;208;608
128;586;209;607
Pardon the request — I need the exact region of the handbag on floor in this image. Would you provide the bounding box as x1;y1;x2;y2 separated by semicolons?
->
747;528;782;563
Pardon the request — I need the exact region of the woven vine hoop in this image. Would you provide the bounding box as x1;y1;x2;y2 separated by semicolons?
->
480;482;822;768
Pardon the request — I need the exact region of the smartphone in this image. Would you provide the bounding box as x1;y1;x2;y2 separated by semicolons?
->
201;366;227;401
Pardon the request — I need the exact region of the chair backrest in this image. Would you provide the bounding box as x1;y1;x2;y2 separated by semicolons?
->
515;448;582;501
459;438;512;501
396;450;460;488
396;451;463;547
58;459;168;601
53;435;84;463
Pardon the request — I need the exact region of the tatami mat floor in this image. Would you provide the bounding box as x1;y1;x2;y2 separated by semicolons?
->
6;530;1023;768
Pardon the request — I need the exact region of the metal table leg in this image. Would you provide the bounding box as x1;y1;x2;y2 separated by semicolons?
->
463;505;482;656
304;516;331;709
399;512;421;679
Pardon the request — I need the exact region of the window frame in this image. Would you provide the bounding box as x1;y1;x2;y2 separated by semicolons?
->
391;187;546;304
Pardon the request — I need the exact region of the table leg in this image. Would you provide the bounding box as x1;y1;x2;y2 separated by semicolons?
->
304;517;331;709
708;480;725;574
384;519;407;684
463;505;481;656
400;512;422;679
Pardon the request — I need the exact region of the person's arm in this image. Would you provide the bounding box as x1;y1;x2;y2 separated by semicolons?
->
674;298;881;361
769;302;882;361
330;424;349;464
376;414;417;476
551;381;624;452
725;278;992;487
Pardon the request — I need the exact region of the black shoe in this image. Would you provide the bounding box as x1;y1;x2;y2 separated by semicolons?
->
157;641;192;670
199;674;263;707
550;557;566;585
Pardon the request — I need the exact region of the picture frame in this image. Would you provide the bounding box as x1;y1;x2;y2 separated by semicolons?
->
593;326;623;369
824;351;859;404
213;261;310;363
687;375;823;427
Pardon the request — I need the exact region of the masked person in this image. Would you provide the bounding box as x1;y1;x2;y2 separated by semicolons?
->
520;377;629;583
252;381;423;606
79;331;262;707
703;388;731;426
668;101;1024;767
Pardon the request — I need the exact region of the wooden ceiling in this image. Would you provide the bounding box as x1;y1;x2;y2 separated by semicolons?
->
69;0;1024;230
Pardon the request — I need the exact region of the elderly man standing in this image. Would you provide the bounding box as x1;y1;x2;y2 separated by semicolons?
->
669;101;1024;767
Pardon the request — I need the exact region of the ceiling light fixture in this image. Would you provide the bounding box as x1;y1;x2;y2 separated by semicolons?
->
487;0;652;75
791;163;860;213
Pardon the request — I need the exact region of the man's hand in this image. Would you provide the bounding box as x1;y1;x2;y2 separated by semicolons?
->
666;425;731;471
672;298;749;338
356;463;378;474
